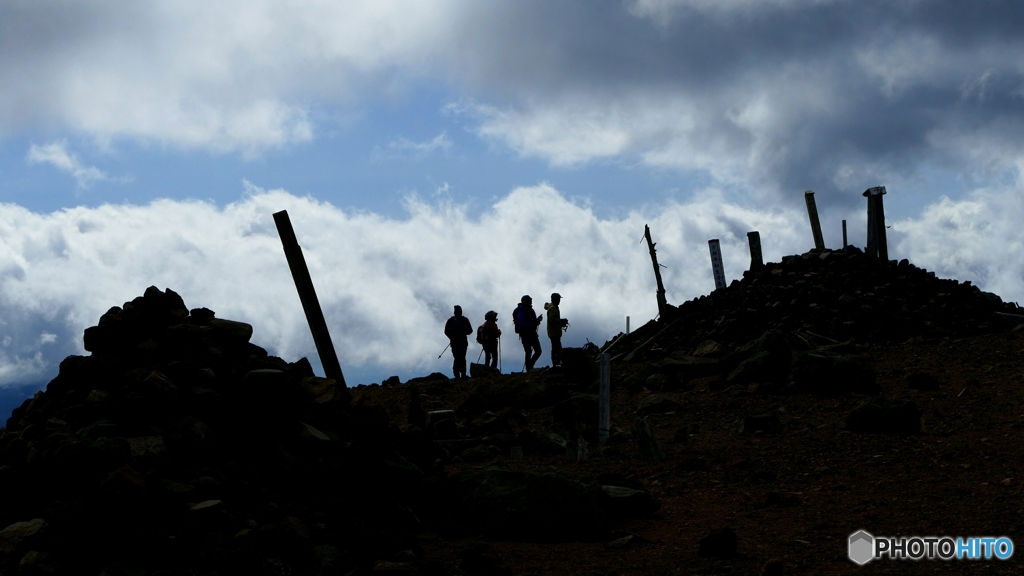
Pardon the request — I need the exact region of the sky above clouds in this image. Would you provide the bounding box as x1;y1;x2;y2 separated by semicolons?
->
2;1;1024;415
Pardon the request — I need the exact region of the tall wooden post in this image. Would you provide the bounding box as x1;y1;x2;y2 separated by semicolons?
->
863;186;888;264
746;231;763;270
804;190;826;251
708;239;727;290
644;224;669;319
273;210;347;387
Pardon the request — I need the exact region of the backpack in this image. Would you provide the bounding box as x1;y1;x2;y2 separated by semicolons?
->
476;325;485;344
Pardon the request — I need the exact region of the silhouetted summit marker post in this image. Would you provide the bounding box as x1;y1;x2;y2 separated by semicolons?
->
863;186;888;264
804;190;826;251
273;210;347;386
708;239;727;291
644;224;669;319
747;231;763;271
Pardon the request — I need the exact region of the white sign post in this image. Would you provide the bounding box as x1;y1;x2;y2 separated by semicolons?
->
708;239;727;291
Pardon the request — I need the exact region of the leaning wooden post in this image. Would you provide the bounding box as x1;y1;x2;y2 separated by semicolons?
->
643;224;669;319
273;210;347;387
746;231;763;270
804;190;826;251
708;239;727;291
599;353;610;445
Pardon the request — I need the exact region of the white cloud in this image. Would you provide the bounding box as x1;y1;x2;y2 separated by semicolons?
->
379;131;453;158
893;188;1024;303
3;181;1023;388
26;141;109;188
1;1;1022;204
0;1;461;154
0;183;809;387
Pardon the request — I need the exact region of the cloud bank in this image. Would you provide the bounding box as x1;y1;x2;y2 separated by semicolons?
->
2;182;1023;391
3;2;1023;206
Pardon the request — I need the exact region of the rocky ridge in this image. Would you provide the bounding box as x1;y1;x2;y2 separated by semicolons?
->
2;249;1023;575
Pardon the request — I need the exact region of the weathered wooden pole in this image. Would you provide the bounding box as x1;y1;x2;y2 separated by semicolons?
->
863;186;888;263
708;239;727;290
643;224;669;319
599;353;610;445
804;190;826;251
273;210;347;386
842;219;848;253
746;231;763;270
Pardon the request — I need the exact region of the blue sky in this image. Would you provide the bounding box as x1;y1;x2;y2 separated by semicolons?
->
2;0;1024;420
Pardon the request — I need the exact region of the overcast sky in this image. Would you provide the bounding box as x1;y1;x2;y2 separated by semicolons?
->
2;1;1024;414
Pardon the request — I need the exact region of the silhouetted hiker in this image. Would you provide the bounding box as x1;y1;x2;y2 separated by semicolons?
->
513;295;543;371
477;310;502;369
544;293;566;367
444;305;473;379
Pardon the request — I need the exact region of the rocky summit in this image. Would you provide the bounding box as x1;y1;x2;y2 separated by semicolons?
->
0;287;436;575
2;250;1024;575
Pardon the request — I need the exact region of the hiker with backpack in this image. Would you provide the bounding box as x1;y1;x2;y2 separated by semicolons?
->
444;305;474;379
477;311;502;369
513;295;543;371
544;292;567;367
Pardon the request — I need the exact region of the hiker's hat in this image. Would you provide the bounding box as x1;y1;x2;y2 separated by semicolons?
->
551;292;561;300
521;295;532;303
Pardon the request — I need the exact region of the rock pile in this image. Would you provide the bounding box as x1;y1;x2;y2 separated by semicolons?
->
616;248;1021;359
0;287;440;575
609;249;1022;400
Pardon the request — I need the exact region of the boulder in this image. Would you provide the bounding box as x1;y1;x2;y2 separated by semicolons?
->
600;485;661;518
906;372;943;391
523;427;568;455
791;351;879;395
651;355;721;380
698;527;738;558
741;414;782;435
635;394;681;415
551;395;599;438
469;362;499;378
456;377;569;417
560;347;598;384
846;399;921;434
450;467;608;541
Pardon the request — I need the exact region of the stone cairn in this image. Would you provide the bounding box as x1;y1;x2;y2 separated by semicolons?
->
0;287;438;575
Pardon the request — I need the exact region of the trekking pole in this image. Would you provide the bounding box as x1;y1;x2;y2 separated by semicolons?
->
498;338;502;371
437;343;450;359
477;348;484;363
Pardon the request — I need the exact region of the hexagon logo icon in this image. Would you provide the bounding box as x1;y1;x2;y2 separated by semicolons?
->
849;530;875;565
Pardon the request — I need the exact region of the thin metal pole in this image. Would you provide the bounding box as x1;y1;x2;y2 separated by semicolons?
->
273;210;346;386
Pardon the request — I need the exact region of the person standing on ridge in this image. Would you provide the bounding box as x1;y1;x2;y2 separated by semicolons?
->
477;310;501;369
513;295;543;371
544;293;565;367
444;305;473;379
